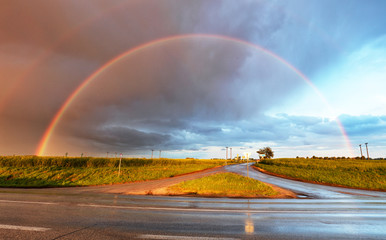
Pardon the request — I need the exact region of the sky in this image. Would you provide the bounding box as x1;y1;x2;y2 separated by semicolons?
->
1;0;385;159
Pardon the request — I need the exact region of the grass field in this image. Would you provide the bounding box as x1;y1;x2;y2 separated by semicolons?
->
0;156;230;187
256;158;386;190
169;172;279;197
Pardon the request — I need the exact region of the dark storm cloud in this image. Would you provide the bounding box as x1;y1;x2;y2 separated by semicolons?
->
51;41;254;152
218;114;342;147
63;39;257;120
52;37;310;154
0;0;286;65
74;126;171;150
1;0;385;156
176;0;287;40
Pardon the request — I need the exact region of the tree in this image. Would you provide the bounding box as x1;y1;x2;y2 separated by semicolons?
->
257;147;274;159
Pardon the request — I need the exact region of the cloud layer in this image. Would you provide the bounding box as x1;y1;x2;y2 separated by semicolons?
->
1;0;385;158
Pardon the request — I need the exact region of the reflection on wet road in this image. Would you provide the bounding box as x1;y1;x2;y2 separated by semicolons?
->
0;191;385;239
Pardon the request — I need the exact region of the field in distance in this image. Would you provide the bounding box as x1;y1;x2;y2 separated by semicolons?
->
256;158;386;191
0;156;232;187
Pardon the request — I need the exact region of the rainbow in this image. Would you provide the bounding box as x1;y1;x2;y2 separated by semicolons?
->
36;33;353;156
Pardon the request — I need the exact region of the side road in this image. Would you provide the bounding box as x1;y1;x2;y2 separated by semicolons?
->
227;163;386;199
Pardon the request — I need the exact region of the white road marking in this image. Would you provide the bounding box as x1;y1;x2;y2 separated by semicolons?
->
0;199;57;205
0;224;50;232
138;234;239;240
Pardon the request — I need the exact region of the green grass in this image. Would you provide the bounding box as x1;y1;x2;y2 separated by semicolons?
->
256;158;386;190
169;172;279;197
0;156;230;187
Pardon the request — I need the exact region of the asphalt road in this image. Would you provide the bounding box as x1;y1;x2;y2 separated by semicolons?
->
0;164;385;239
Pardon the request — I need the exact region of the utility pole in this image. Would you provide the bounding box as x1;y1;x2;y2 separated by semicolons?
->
359;144;363;159
365;143;369;160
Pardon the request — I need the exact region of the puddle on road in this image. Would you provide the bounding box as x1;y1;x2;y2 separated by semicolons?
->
297;194;313;199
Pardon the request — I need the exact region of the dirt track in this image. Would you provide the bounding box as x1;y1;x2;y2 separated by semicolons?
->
65;164;296;198
69;165;226;195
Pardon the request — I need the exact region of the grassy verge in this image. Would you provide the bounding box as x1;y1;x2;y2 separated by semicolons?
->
256;158;386;190
168;172;279;197
0;156;230;187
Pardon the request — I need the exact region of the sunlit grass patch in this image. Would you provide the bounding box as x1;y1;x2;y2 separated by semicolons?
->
169;172;279;197
256;158;386;190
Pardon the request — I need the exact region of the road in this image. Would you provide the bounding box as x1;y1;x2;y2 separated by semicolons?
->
0;163;385;239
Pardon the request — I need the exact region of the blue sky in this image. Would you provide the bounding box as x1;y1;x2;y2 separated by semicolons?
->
0;0;385;158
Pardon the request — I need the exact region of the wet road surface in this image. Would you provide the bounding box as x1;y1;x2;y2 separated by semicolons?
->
0;163;385;239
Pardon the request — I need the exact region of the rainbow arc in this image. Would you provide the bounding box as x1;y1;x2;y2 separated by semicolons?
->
36;34;353;156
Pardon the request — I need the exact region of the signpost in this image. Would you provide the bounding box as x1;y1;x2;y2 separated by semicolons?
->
118;153;122;177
